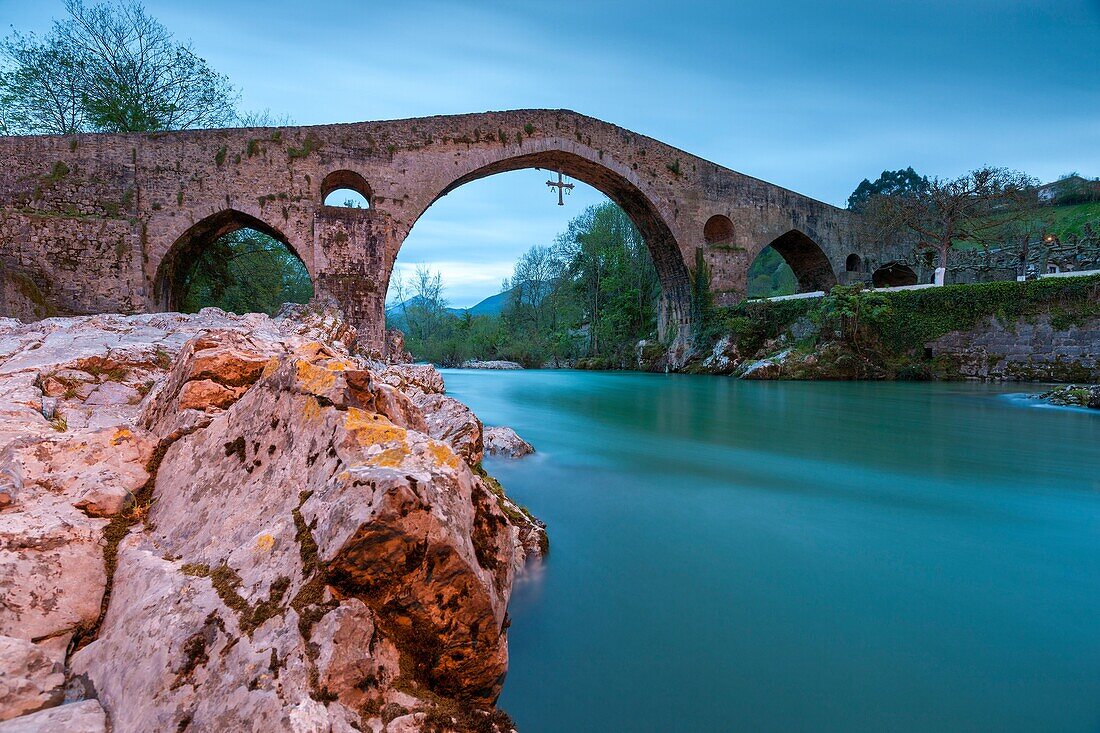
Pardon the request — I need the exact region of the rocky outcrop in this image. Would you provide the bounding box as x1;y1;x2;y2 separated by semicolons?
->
0;305;544;731
1036;384;1100;409
483;428;535;458
459;360;522;370
0;700;107;733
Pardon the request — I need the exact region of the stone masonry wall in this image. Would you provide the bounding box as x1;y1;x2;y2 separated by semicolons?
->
928;314;1100;381
0;109;900;347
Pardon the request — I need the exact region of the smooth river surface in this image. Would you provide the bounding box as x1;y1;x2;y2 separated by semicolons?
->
441;371;1100;733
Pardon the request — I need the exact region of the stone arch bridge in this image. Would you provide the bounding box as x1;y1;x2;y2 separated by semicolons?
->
0;109;906;350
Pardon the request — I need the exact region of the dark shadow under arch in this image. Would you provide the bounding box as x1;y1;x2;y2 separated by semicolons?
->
154;209;309;311
759;230;837;293
421;150;692;327
872;262;918;288
704;215;734;247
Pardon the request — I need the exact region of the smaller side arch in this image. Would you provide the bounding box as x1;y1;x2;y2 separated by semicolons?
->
845;253;862;272
321;170;372;208
154;209;308;312
762;229;837;293
703;215;734;247
872;262;918;288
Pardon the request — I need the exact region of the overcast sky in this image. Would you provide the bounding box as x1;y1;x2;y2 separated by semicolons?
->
3;0;1098;305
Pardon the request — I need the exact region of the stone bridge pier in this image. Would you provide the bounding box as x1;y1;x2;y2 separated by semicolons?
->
0;109;912;351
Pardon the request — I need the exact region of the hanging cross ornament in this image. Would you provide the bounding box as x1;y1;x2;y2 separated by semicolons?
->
546;170;574;206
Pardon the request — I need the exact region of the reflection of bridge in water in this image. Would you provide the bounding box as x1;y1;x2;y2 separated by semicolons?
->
0;109;914;348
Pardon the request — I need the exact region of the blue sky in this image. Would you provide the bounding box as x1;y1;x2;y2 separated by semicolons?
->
3;0;1098;305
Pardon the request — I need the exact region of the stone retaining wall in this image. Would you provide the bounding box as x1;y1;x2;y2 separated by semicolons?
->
927;314;1100;381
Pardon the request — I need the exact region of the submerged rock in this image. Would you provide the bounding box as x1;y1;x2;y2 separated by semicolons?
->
0;305;544;731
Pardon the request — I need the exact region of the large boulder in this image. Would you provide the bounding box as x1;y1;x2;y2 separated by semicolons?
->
0;310;543;731
484;427;535;458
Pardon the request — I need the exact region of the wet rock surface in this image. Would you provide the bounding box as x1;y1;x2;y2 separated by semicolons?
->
0;305;543;731
1036;384;1100;409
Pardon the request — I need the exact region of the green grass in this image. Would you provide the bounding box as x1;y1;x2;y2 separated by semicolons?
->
1045;201;1100;238
954;201;1100;251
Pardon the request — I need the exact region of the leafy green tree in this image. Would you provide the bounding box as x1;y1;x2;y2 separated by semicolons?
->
555;202;659;359
178;229;313;315
0;0;238;134
848;167;930;212
813;284;891;353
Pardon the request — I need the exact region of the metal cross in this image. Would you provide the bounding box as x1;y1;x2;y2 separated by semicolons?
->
546;170;574;206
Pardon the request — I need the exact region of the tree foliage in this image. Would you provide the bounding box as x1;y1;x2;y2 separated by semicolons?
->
387;201;662;367
178;228;313;315
0;0;238;134
847;167;930;212
861;166;1038;270
746;246;798;298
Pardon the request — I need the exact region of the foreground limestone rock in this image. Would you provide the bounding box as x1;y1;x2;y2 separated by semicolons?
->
0;700;107;733
0;305;544;732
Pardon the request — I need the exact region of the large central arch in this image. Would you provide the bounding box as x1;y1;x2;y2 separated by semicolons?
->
402;148;693;340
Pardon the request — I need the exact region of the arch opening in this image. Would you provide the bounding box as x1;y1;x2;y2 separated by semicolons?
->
703;215;734;247
747;246;798;298
845;253;862;272
418;149;691;316
872;262;918;288
155;210;313;315
390;151;687;366
750;229;837;295
321;170;372;208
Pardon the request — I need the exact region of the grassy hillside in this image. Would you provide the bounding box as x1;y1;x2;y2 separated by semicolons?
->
1045;201;1100;238
954;201;1100;251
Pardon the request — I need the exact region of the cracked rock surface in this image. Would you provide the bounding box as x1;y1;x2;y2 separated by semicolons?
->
0;305;545;732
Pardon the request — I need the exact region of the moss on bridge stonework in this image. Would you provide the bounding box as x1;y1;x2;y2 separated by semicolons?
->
683;275;1100;381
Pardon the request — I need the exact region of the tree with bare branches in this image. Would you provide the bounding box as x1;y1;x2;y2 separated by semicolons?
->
0;0;239;134
862;166;1038;279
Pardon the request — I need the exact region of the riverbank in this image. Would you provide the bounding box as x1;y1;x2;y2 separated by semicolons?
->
659;275;1100;382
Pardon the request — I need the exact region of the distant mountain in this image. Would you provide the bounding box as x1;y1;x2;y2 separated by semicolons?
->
385;286;520;322
465;288;515;317
384;295;465;319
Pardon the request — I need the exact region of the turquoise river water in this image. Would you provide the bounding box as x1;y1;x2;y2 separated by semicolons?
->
440;370;1100;733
